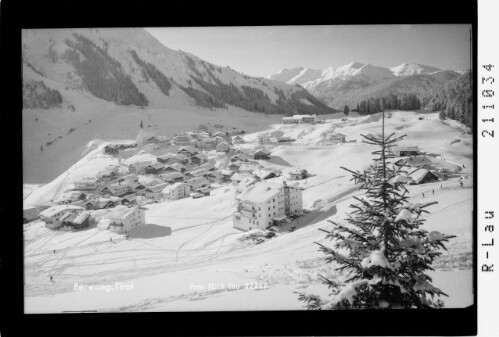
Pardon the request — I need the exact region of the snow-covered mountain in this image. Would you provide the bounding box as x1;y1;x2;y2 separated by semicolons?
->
267;67;306;83
268;67;322;85
22;28;338;183
318;61;395;82
390;63;441;76
268;61;460;109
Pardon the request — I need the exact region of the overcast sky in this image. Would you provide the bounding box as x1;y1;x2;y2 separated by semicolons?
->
146;25;471;77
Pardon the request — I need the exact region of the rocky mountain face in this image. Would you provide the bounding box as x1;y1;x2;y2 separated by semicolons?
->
269;62;462;109
22;28;337;116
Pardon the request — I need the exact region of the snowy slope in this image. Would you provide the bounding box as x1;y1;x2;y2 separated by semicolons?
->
24;110;473;312
267;67;305;83
390;62;441;76
23;28;339;184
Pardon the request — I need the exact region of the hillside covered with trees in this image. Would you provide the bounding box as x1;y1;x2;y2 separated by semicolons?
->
352;72;472;130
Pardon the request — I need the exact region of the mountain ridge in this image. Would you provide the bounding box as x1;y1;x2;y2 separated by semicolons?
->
268;62;461;109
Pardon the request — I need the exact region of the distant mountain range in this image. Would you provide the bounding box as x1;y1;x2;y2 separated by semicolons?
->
268;62;465;109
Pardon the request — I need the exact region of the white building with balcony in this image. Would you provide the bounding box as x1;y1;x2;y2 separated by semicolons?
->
108;205;145;234
233;181;303;231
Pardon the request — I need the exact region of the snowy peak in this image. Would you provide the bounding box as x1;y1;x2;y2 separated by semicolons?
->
390;63;441;76
319;61;395;82
267;67;305;83
286;67;322;85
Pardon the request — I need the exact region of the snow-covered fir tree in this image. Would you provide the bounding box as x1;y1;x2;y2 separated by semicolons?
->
297;111;455;309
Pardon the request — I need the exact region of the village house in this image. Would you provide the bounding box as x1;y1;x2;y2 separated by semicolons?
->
134;180;162;197
162;182;191;201
230;153;250;163
239;163;261;175
253;169;279;181
157;153;175;164
144;162;165;175
220;169;235;180
390;145;419;157
111;180;136;196
253;149;271;160
160;172;184;184
190;168;211;178
177;146;197;158
230;172;254;184
169;154;189;165
121;194;137;205
258;135;270;145
277;136;295;144
228;162;241;172
282;114;317;124
201;137;217;150
146;136;169;146
185;176;211;191
85;196;122;210
97;168;119;181
216;142;230;153
73;177;103;191
191;153;208;165
117;174;138;183
108;206;145;234
197;186;211;196
197;161;216;172
104;144;120;155
173;133;192;146
329;133;346;143
206;171;225;184
40;205;85;229
169;162;186;173
212;131;226;138
408;168;439;184
214;123;224;130
62;211;93;231
128;161;154;174
53;191;87;205
143;183;169;200
231;135;244;144
289;168;309;180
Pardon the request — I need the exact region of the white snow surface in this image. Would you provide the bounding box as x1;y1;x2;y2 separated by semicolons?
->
24;110;473;312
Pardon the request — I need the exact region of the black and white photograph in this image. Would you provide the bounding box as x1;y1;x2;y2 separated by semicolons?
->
20;23;474;314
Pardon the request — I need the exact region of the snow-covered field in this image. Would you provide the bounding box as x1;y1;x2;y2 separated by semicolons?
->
24;110;473;312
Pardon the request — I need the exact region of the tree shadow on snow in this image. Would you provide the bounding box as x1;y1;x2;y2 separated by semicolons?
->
127;224;172;239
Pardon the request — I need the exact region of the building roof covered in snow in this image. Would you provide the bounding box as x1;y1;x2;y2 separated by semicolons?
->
408;168;438;184
160;172;184;181
185;176;210;189
145;183;169;193
40;205;84;218
237;182;282;203
162;182;187;193
107;205;137;220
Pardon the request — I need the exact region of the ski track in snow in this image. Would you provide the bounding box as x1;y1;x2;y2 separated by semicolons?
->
24;110;473;312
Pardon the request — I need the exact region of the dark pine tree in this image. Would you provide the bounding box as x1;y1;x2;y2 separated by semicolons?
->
297;111;454;309
344;105;350;116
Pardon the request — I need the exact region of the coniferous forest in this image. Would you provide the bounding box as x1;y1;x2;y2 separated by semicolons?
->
63;34;148;106
354;71;472;130
23;80;63;109
129;49;172;96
